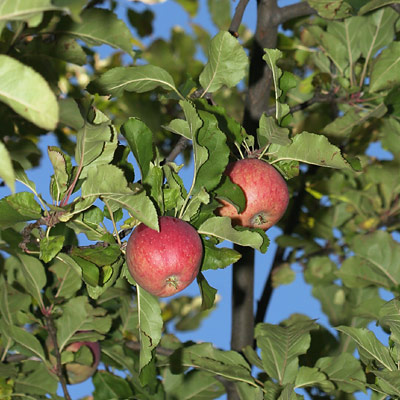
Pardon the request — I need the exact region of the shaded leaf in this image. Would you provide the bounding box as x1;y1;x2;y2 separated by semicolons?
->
201;239;241;271
0;141;15;193
197;272;217;310
39;236;64;263
257;114;291;147
93;370;133;400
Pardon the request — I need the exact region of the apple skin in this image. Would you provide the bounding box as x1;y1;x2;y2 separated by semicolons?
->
216;158;289;230
126;216;203;297
46;337;100;384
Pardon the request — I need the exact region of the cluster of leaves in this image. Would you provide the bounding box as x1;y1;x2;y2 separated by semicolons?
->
0;0;400;399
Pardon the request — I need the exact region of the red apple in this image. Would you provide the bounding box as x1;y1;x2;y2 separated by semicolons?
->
216;158;289;230
126;216;203;297
46;337;100;384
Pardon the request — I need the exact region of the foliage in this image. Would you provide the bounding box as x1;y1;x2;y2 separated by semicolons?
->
0;0;400;399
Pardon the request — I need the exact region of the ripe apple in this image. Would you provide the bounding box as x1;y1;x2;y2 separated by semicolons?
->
47;337;100;384
216;158;289;230
126;216;203;297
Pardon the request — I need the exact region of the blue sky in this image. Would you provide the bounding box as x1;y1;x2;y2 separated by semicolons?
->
0;0;396;399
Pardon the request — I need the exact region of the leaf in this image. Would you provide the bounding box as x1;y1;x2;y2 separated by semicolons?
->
181;99;203;139
198;216;268;252
10;325;47;362
272;263;295;288
81;164;159;231
323;104;387;139
255;319;317;385
359;0;400;14
0;141;15;193
208;0;231;30
351;230;400;289
71;255;99;287
75;120;116;170
39;236;65;263
56;296;89;352
70;245;121;267
306;0;352;19
197;273;217;310
257;114;291;147
137;285;163;373
87;65;178;97
370;42;400;93
0;0;65;29
162;343;256;387
269;132;357;170
315;353;366;393
181;187;210;222
49;258;82;299
192;111;230;194
201;239;241;271
56;8;134;56
0;55;58;130
214;175;246;214
121;118;154;180
93;371;133;400
48;146;71;202
379;299;400;344
17;254;46;309
373;370;400;397
199;31;248;93
58;98;85;130
336;326;396;371
295;366;332;391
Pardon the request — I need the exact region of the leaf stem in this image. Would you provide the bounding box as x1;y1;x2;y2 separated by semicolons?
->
105;200;122;247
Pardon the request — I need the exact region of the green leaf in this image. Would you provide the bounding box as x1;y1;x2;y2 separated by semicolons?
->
137;285;163;373
87;65;178;97
271;263;296;288
10;325;46;361
81;164;159;231
0;0;65;29
75;120;116;171
58;98;85;130
370;42;400;93
39;236;64;263
192;111;230;194
359;0;400;14
181;99;203;139
0;55;58;130
373;370;400;397
17;254;46;309
52;0;87;22
56;8;135;56
49;258;82;299
263;49;290;121
56;296;89;352
315;353;367;393
379;299;400;344
255;319;317;385
336;326;396;371
214;175;246;214
208;0;231;30
199;31;248;93
269;132;357;170
70;245;121;267
197;272;217;310
306;0;352;19
352;230;400;289
201;239;241;271
323;104;387;140
121;117;154;180
294;366;333;391
93;371;133;400
0;141;15;193
257;114;291;147
181;187;210;222
48;146;71;202
198;216;268;252
71;255;99;287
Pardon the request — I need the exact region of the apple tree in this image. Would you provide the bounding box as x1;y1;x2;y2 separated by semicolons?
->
1;0;400;399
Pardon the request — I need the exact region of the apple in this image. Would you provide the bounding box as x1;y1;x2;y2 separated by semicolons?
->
216;158;289;230
46;337;100;384
126;216;203;297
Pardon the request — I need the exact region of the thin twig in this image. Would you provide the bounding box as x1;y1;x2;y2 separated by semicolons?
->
165;136;190;163
278;2;317;24
44;314;72;400
229;0;251;37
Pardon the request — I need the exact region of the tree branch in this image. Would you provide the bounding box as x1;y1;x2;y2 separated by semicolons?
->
229;0;251;37
278;2;317;24
44;313;72;400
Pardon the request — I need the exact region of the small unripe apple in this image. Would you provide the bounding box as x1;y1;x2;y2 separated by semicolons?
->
216;158;289;230
126;216;203;297
46;337;100;384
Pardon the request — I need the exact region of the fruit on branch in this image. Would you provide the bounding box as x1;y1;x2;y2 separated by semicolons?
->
216;158;289;230
126;216;203;297
46;337;101;384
